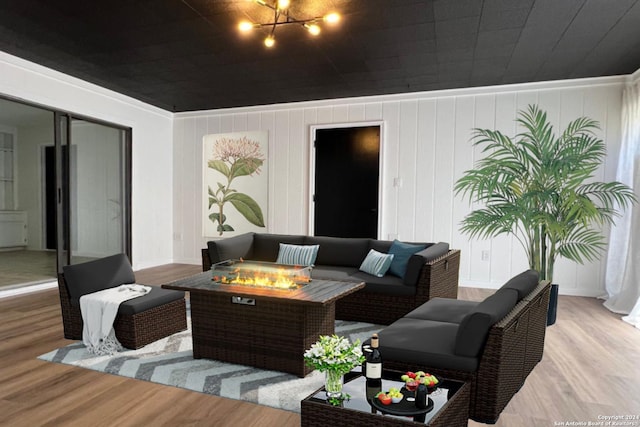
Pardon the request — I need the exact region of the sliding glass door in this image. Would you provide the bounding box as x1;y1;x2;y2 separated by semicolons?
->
55;113;131;269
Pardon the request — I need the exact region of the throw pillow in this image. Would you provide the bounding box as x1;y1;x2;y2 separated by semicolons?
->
276;243;319;266
359;249;394;277
388;240;427;278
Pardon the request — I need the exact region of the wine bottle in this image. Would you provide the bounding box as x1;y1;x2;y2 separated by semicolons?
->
365;333;382;380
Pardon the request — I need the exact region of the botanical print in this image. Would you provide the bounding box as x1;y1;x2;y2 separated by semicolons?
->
203;131;268;237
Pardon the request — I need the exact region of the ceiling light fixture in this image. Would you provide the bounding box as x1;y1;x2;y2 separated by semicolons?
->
238;0;340;48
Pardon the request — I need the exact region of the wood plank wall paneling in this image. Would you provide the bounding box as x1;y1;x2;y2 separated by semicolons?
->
173;78;625;296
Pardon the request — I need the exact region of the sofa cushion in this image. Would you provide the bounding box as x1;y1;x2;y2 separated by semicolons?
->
500;269;539;301
369;239;393;253
348;271;415;296
376;318;479;372
207;232;255;264
304;236;370;267
405;298;479;324
359;249;394;277
454;288;519;357
118;287;185;315
252;234;305;262
312;266;360;282
404;242;449;286
276;243;319;266
63;253;136;302
388;240;428;278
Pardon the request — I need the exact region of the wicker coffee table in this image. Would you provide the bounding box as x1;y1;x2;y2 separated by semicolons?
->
301;368;470;427
162;271;364;377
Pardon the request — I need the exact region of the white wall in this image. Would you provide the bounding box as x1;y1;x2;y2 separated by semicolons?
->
15;123;53;249
0;51;174;269
174;77;626;296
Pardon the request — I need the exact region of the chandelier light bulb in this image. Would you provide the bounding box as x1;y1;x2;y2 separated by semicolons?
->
238;21;254;32
277;0;290;9
306;23;321;36
264;36;275;47
324;12;340;24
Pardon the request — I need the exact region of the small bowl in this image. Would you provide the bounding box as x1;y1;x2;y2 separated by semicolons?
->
391;396;403;404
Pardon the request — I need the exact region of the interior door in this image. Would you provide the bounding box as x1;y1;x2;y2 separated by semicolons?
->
313;126;380;238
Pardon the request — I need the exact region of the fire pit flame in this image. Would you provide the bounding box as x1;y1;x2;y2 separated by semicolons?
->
211;260;311;290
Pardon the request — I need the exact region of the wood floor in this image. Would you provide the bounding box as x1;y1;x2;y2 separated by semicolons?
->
1;264;638;427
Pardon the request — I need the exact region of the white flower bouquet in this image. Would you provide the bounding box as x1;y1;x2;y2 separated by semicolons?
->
303;334;365;375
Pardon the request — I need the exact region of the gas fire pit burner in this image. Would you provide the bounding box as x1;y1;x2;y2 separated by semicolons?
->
210;259;312;290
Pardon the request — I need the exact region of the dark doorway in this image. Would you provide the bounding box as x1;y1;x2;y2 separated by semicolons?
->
313;126;380;238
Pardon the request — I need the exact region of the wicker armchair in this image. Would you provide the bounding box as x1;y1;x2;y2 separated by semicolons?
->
382;280;551;423
58;254;187;349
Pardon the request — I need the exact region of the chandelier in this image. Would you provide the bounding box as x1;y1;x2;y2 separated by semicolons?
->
238;0;341;48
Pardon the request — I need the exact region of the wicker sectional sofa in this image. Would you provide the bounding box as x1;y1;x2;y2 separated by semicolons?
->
368;270;551;424
201;232;461;324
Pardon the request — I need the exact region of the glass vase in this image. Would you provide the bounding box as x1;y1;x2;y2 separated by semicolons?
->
324;369;344;398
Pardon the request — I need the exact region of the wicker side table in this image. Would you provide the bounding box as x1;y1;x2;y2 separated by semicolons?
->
301;370;470;427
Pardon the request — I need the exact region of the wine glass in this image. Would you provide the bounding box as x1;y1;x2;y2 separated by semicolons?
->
404;379;420;401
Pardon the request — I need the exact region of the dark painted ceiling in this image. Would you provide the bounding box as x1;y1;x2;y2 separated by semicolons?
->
1;0;639;113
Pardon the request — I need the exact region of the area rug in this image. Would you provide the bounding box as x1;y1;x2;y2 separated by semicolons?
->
38;318;382;413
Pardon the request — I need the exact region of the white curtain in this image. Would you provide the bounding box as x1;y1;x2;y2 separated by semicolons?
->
604;78;640;328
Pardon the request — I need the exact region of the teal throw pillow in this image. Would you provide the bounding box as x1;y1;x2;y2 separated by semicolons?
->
388;240;427;278
359;249;394;277
276;243;319;266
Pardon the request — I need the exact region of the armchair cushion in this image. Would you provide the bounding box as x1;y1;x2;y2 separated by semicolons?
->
454;288;519;357
500;269;540;301
404;242;450;285
63;253;135;302
377;318;479;372
118;287;185;315
252;234;305;261
405;297;479;323
304;236;370;267
207;232;254;264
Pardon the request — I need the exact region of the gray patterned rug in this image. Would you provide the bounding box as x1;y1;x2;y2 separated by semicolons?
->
38;318;382;413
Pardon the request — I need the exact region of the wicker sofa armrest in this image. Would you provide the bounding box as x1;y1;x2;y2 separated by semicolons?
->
413;249;461;301
202;248;212;271
472;280;551;423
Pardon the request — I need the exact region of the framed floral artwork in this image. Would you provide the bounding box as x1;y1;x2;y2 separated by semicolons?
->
202;131;268;237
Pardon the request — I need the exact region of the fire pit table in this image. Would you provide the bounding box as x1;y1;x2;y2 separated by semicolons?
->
162;266;365;377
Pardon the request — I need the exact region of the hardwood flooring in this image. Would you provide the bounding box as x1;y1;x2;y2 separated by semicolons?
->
0;264;638;426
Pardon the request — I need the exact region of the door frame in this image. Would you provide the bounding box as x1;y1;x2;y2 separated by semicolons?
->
308;121;385;238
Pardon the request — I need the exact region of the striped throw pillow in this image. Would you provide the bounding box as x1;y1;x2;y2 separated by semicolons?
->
276;244;320;266
359;249;394;277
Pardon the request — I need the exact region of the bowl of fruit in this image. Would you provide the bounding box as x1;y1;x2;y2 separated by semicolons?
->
401;371;439;393
375;387;403;405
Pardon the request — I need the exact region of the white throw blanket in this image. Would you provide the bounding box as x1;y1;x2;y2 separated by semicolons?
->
80;284;151;355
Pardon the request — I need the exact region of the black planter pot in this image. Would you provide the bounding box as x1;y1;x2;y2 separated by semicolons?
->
547;283;559;326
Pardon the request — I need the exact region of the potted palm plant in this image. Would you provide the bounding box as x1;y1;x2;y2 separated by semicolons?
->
455;105;636;325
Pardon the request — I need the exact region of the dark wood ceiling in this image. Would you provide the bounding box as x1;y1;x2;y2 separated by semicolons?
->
1;0;639;112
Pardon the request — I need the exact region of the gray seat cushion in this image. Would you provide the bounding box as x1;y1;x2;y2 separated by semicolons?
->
405;298;479;323
311;266;359;282
304;236;370;267
118;286;185;315
207;232;255;264
500;269;539;301
63;253;135;302
454;288;519;357
376;318;479;372
347;271;415;296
